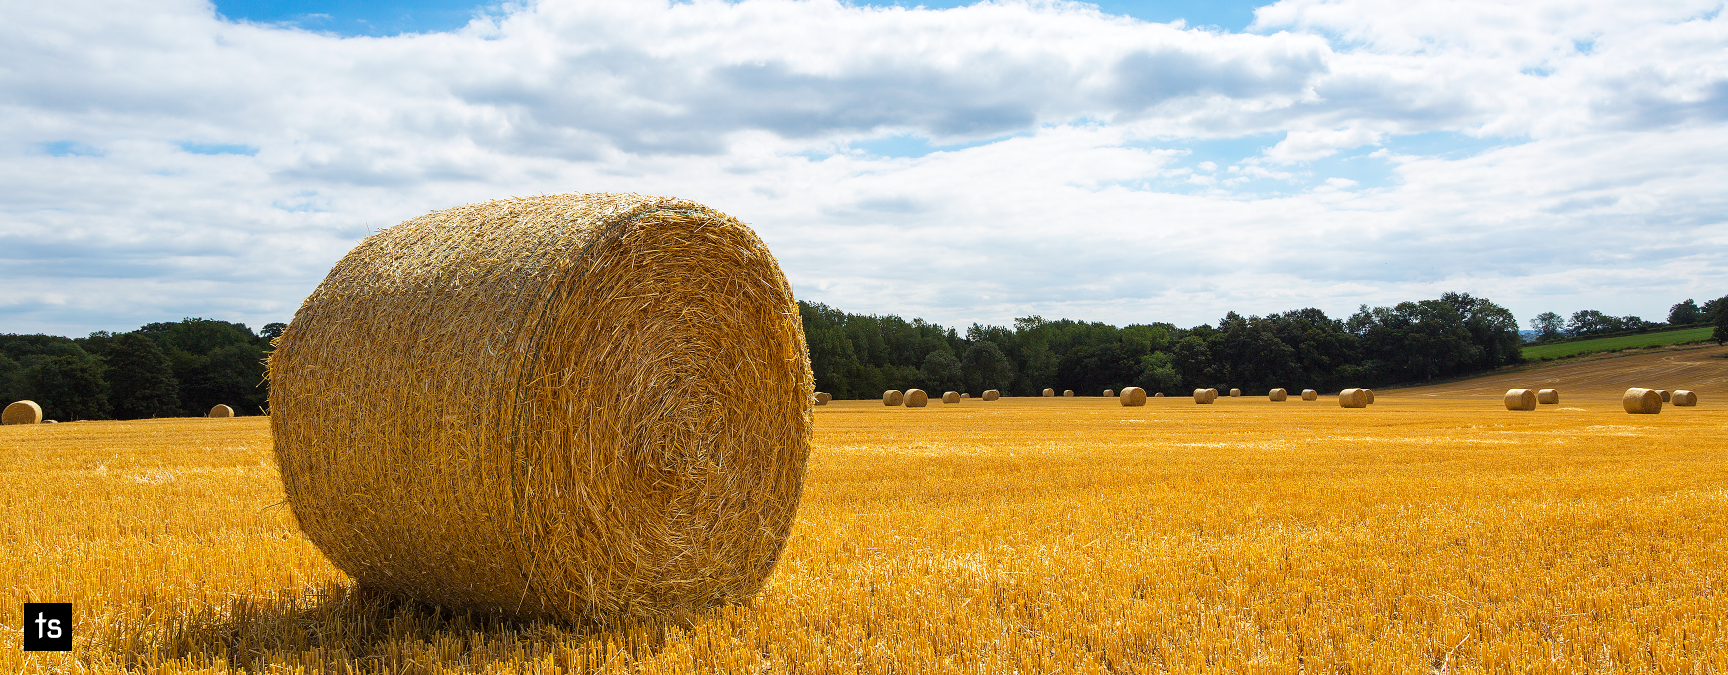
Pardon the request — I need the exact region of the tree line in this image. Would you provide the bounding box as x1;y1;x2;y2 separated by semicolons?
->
0;318;281;421
1527;295;1728;342
800;292;1525;400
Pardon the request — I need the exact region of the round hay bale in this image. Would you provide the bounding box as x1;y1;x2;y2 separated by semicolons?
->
814;392;832;405
1193;388;1215;404
1268;388;1287;401
209;404;235;418
960;393;969;399
1657;389;1671;402
1364;389;1375;404
1536;389;1559;405
904;389;928;407
1119;387;1146;406
1229;388;1241;397
941;391;960;403
1154;392;1164;398
1102;389;1114;398
982;389;1000;401
1042;388;1055;397
884;390;904;406
267;194;813;624
1062;389;1074;397
1301;389;1318;401
1503;389;1537;411
1623;388;1662;414
1673;390;1698;406
1338;388;1368;408
42;419;58;424
2;400;43;425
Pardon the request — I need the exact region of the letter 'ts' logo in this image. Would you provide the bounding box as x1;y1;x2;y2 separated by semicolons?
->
23;603;72;651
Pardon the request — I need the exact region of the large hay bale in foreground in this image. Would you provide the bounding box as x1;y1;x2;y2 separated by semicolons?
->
904;389;929;407
1673;390;1698;406
1623;388;1662;414
209;404;235;418
1301;389;1318;401
1339;389;1368;408
1120;387;1146;406
941;391;960;403
1537;389;1559;405
1042;388;1055;397
1268;388;1287;401
884;390;904;406
1504;389;1537;411
982;389;1000;401
267;194;813;624
3;400;42;425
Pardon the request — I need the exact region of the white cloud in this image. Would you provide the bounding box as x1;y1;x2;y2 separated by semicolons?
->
1;0;1726;335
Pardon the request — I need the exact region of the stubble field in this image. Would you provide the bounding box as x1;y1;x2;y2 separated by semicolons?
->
4;359;1727;673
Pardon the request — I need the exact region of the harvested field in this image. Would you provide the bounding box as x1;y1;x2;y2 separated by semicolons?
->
4;359;1727;672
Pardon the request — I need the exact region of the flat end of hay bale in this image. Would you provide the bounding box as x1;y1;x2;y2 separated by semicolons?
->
1119;387;1146;406
1503;389;1537;411
1339;388;1368;408
2;400;43;425
1537;389;1559;404
1623;388;1662;414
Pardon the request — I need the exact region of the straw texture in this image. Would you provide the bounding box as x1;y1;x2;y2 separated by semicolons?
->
941;391;960;404
1119;387;1146;406
1301;389;1318;401
905;389;929;407
1673;390;1698;406
982;390;1000;401
209;404;235;418
1339;389;1369;408
1537;389;1559;405
3;400;42;425
267;193;813;625
883;390;905;406
1269;388;1287;402
1623;388;1662;414
1504;389;1537;411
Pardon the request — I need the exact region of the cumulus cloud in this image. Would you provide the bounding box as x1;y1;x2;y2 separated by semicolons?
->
1;0;1726;335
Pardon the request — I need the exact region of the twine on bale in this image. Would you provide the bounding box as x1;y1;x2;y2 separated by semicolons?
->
1504;389;1537;411
1339;389;1369;408
1537;389;1559;405
1673;390;1698;406
904;389;929;407
1269;388;1287;402
267;193;813;625
1301;389;1318;401
941;391;960;404
982;390;1000;401
3;400;42;425
883;390;904;406
1120;387;1146;406
1623;388;1662;414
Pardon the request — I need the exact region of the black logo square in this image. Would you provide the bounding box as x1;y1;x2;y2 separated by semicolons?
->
23;603;72;651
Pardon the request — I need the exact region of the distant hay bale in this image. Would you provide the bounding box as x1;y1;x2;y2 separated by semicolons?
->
1622;388;1662;414
1301;389;1318;401
1537;389;1558;405
1269;388;1287;401
1154;392;1164;398
960;393;969;399
884;390;905;406
1120;387;1147;406
1657;389;1671;402
209;404;235;418
983;389;1000;401
42;419;58;424
1193;388;1217;404
1339;388;1369;408
814;392;832;405
1673;390;1698;406
1364;389;1375;404
1102;389;1114;398
1503;389;1537;411
1229;388;1241;397
905;389;929;407
1063;389;1074;397
267;193;813;624
2;400;43;425
942;391;960;403
1042;388;1055;397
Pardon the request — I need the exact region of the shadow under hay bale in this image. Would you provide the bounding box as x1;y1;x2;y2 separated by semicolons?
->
268;194;813;625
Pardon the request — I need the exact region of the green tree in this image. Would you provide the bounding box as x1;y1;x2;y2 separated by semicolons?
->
21;355;109;421
1716;305;1728;345
1669;299;1701;326
961;341;1014;394
103;332;180;419
919;349;965;394
1133;352;1182;395
1529;312;1565;342
181;343;266;415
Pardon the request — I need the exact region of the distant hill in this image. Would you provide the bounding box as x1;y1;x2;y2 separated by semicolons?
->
1393;344;1728;398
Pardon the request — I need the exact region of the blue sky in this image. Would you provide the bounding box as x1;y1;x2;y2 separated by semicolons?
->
4;0;1727;335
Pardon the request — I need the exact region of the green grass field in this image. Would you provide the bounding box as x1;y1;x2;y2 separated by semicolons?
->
1522;326;1715;360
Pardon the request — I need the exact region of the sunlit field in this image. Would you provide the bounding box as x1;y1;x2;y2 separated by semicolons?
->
5;375;1727;673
